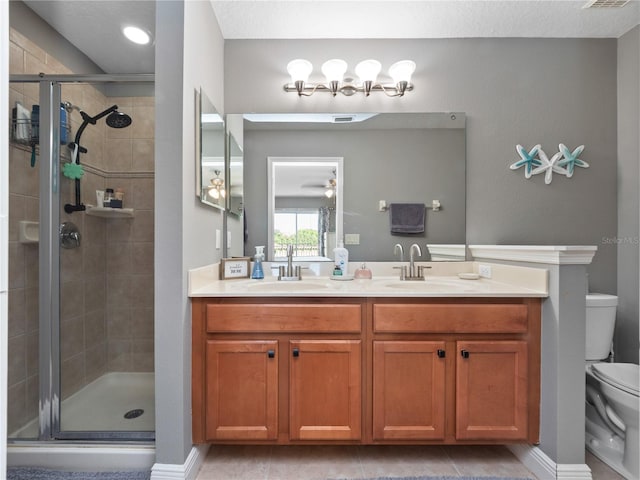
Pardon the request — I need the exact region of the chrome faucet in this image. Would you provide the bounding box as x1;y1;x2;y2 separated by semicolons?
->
401;243;430;281
275;244;301;281
394;243;404;262
286;244;294;277
393;244;406;280
409;243;422;278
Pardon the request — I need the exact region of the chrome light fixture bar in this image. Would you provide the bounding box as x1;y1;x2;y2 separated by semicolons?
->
284;59;416;97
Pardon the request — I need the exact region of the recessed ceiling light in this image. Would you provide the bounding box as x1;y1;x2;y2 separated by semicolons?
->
122;26;151;45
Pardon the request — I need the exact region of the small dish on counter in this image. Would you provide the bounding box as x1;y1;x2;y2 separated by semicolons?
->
330;274;354;281
458;272;480;280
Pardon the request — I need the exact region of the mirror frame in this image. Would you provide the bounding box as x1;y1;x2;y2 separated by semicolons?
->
267;156;343;261
197;88;226;210
227;130;244;217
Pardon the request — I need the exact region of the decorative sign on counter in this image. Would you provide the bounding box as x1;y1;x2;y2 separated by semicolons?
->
219;257;251;279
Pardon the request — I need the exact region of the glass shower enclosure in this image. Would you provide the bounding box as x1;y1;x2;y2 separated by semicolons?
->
7;75;155;441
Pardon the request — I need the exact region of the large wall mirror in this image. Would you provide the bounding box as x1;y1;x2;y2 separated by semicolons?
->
241;112;466;262
267;157;343;261
197;89;226;209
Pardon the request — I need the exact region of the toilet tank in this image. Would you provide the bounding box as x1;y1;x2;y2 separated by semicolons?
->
586;293;618;361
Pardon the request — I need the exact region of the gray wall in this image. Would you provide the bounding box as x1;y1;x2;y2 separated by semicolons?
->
225;38;618;293
155;0;224;466
244;127;465;261
616;26;640;364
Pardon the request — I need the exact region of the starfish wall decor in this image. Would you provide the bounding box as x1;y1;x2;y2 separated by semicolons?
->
510;143;588;184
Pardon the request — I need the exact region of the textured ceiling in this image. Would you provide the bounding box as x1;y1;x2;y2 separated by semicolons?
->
20;0;640;74
212;0;640;40
22;0;156;74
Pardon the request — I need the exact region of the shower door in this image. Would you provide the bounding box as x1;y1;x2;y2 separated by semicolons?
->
7;77;155;442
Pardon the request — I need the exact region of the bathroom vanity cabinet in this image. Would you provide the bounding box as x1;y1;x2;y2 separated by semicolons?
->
191;297;541;445
192;300;364;443
371;300;539;443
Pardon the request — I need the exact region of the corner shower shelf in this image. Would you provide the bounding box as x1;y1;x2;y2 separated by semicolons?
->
86;206;135;218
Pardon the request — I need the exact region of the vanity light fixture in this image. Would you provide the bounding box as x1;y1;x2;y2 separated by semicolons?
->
207;171;226;200
285;59;415;97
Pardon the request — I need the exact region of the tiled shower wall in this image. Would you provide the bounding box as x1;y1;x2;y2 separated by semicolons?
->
8;28;154;435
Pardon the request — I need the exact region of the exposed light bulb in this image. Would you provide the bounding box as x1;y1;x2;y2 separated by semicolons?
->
355;59;381;96
287;59;313;83
388;60;416;85
321;59;348;83
355;59;381;83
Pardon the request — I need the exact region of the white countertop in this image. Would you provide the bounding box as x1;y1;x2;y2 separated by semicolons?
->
189;261;548;298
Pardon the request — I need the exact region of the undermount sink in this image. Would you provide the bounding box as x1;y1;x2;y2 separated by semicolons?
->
244;281;331;292
384;278;481;292
385;282;452;292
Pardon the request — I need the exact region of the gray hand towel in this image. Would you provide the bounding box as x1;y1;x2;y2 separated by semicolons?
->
389;203;425;234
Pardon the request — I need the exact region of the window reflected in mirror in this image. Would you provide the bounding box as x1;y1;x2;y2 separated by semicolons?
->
267;157;343;261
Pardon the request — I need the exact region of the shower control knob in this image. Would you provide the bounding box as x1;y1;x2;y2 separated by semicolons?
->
60;222;81;249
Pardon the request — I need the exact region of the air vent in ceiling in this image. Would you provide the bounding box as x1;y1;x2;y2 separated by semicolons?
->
583;0;629;8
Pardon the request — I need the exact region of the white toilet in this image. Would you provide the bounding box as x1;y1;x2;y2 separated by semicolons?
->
585;293;639;480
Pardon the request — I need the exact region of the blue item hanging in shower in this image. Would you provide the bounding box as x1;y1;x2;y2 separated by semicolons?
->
27;104;69;167
59;103;68;145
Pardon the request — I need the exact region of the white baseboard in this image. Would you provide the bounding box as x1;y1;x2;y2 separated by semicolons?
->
7;444;155;470
557;463;594;480
508;444;593;480
151;444;209;480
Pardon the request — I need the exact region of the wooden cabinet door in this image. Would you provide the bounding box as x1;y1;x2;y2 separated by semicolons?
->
373;341;447;440
205;340;278;441
289;340;361;440
456;340;528;440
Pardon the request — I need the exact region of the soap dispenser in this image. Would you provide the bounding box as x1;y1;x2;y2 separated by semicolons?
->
333;242;349;275
251;245;265;279
354;263;372;279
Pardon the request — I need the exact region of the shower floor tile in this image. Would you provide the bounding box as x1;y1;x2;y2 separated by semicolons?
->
9;372;154;437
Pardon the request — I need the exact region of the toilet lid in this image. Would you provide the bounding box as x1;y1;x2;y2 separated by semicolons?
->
592;363;639;396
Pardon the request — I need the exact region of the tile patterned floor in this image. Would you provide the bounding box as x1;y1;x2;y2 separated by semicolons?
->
195;445;540;480
195;445;626;480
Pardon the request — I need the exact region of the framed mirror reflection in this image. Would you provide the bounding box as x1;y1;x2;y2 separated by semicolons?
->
267;157;343;261
197;89;225;210
241;112;466;262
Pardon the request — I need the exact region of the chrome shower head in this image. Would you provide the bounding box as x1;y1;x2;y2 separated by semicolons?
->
62;101;82;113
106;111;132;129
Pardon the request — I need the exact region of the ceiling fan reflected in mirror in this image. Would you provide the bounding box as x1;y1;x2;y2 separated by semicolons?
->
324;176;336;198
206;170;226;200
300;170;337;198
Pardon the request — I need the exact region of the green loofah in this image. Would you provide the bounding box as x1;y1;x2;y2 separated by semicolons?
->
62;162;84;180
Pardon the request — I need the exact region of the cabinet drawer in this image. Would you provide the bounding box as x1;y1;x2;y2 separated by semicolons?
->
206;304;362;333
373;304;528;333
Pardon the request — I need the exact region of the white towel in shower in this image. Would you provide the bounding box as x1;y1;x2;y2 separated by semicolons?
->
15;102;31;141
